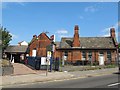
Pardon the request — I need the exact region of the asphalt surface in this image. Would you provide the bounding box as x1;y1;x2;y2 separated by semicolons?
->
3;73;119;88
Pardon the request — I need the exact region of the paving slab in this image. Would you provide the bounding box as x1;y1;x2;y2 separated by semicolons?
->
1;72;73;86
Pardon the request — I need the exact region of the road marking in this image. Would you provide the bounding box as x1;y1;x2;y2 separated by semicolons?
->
108;83;120;87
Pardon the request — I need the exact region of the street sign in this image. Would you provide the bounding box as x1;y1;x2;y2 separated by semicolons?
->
41;57;50;65
47;51;51;58
32;50;36;57
64;56;67;61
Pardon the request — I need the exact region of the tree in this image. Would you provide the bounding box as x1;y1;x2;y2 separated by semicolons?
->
118;43;120;49
0;26;12;51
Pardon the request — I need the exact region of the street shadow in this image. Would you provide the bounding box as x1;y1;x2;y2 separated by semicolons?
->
113;72;120;75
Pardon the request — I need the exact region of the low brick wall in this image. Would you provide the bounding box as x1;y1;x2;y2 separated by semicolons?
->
2;66;14;76
60;65;117;72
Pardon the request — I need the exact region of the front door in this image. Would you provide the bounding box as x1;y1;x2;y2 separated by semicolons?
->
99;52;104;65
13;54;21;63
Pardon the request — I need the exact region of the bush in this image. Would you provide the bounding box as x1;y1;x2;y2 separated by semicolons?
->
105;64;116;68
1;59;13;67
1;59;14;76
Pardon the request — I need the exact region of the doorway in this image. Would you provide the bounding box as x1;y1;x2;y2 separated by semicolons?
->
99;52;104;65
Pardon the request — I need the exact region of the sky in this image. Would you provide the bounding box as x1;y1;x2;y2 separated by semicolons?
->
1;1;119;45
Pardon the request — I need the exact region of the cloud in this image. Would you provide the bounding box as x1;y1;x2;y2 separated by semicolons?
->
100;22;119;41
56;29;68;34
100;28;110;37
58;35;71;38
10;33;18;39
102;21;119;32
55;29;72;40
101;28;117;37
84;6;97;13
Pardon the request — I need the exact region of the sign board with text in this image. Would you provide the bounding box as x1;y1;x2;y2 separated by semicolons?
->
41;57;50;65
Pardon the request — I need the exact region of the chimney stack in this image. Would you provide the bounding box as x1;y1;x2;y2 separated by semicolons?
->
33;35;37;38
110;28;115;38
72;25;80;47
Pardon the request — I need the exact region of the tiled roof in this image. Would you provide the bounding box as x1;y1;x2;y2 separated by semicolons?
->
54;42;60;48
60;37;116;49
4;45;28;53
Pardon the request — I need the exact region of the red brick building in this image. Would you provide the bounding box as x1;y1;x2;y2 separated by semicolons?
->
55;25;118;65
29;33;52;57
28;25;118;65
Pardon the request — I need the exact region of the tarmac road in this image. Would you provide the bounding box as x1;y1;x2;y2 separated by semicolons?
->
3;73;119;88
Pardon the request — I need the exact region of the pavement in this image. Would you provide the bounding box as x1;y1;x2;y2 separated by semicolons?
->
1;66;119;87
11;63;46;75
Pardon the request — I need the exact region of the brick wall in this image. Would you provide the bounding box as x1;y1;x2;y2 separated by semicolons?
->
72;51;81;61
29;33;51;57
68;51;72;61
111;51;116;62
95;51;99;61
104;51;107;62
56;49;117;64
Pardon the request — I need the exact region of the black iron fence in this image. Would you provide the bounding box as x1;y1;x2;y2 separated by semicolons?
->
26;56;60;71
25;57;118;71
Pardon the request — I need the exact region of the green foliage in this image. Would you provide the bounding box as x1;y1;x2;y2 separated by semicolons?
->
118;43;120;48
105;64;116;68
0;26;12;50
1;59;13;67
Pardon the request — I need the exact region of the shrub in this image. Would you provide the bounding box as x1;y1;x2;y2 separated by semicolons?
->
1;59;13;67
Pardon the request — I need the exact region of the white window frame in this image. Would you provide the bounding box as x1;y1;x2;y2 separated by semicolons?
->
82;51;86;61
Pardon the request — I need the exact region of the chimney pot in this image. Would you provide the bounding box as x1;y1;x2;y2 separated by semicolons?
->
110;28;115;32
74;25;79;30
110;27;115;38
33;35;37;38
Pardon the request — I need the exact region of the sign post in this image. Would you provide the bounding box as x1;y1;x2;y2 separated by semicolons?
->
46;35;55;74
46;51;51;76
46;58;49;76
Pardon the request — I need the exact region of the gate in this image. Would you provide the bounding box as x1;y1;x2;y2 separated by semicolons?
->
26;56;60;71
